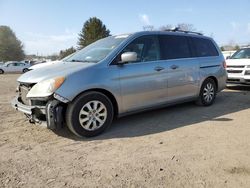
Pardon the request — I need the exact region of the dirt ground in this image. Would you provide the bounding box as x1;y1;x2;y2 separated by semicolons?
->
0;74;250;188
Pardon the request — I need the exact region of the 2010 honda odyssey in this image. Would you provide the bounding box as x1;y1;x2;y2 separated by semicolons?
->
11;30;227;137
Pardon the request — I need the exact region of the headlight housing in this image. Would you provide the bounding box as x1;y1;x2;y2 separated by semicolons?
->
27;77;65;98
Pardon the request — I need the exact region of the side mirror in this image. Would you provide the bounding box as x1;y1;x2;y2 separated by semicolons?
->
226;56;231;59
119;52;137;64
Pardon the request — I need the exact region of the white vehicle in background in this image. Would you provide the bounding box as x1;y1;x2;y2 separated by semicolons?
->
28;60;60;70
222;50;236;59
226;47;250;85
0;61;30;74
28;52;76;71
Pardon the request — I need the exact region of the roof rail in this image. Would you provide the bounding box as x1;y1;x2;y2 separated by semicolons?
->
241;45;250;48
163;27;203;35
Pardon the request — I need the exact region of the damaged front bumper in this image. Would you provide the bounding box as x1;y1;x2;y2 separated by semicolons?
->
11;97;65;130
11;97;45;116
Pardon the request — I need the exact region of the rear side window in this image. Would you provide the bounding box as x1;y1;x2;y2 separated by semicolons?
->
159;35;192;60
192;38;219;57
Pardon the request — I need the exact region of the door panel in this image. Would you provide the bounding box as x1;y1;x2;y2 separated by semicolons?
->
7;63;16;72
163;58;200;101
159;35;200;101
116;35;167;112
119;62;167;111
16;63;24;72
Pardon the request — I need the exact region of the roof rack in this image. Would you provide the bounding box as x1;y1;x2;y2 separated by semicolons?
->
163;27;203;35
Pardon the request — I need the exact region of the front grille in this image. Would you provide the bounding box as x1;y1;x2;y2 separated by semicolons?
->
18;83;35;105
227;78;240;82
227;70;242;73
245;70;250;75
19;86;30;105
227;65;245;68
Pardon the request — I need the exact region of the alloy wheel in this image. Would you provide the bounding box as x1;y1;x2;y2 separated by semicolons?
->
203;82;215;103
78;100;107;131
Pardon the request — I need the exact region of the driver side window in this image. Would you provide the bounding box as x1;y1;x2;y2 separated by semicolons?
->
120;35;160;64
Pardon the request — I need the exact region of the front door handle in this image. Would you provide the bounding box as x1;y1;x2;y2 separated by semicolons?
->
154;66;165;72
170;65;179;70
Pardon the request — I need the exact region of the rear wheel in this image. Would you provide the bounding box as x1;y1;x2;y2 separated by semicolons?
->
196;78;216;106
66;91;114;137
23;68;28;73
0;69;4;74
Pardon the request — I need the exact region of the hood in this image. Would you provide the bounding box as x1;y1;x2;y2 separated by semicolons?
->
18;61;95;83
29;60;61;70
226;58;250;66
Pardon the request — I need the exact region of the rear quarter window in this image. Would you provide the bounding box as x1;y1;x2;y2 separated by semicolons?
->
192;37;219;57
159;35;192;60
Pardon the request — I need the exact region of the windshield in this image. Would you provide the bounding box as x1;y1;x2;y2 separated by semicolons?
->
61;52;76;61
230;48;250;59
66;35;129;63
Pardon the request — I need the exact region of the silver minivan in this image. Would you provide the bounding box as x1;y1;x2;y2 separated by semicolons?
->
11;30;227;137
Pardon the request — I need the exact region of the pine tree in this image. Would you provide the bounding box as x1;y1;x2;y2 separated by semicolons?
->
0;26;25;61
78;17;110;49
59;47;76;59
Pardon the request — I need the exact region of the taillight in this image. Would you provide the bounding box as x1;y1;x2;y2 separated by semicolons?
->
222;60;227;68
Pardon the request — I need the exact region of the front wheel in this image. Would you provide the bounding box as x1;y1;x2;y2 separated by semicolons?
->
66;91;114;137
196;78;216;106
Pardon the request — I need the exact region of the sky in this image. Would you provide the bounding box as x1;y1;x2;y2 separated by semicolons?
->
1;0;250;55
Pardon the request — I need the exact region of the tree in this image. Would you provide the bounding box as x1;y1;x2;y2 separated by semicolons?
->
59;46;76;59
235;45;240;51
143;25;154;31
78;17;110;49
220;46;225;51
47;54;59;61
0;26;25;62
176;23;196;32
159;24;173;31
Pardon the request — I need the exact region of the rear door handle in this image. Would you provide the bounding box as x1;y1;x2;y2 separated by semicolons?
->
170;65;179;70
154;66;165;72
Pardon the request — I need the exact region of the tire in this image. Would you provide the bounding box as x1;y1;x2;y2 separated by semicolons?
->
0;69;4;74
196;78;217;106
66;91;114;137
23;68;28;73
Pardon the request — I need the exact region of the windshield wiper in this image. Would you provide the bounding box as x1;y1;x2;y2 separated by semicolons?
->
69;59;85;62
68;59;97;63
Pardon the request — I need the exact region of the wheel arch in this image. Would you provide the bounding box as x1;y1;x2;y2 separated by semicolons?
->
23;68;28;73
205;76;218;92
71;88;119;118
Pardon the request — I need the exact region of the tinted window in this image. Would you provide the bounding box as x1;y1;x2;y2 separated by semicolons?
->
159;35;192;60
121;36;160;63
192;38;219;57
